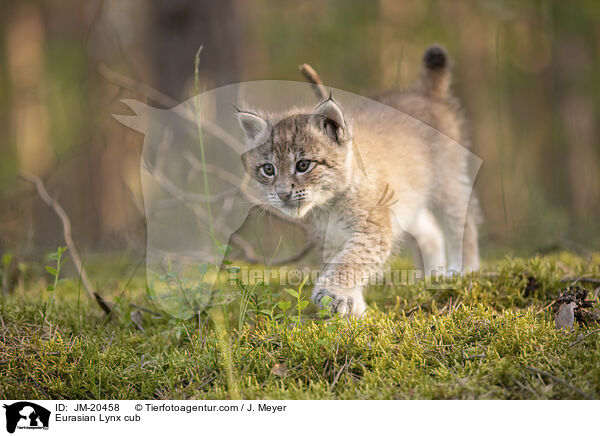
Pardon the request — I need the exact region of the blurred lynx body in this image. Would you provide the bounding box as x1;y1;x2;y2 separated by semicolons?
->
237;46;480;317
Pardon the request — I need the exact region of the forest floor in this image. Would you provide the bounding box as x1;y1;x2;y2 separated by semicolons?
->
1;252;600;400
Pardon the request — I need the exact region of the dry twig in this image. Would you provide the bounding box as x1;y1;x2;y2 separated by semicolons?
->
98;63;245;153
19;171;113;317
569;328;600;347
560;277;600;285
525;366;594;399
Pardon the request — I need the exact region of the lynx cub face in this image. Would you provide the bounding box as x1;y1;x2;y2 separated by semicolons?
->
237;45;481;318
239;99;353;219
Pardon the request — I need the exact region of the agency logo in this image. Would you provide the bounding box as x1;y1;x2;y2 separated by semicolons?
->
2;402;50;434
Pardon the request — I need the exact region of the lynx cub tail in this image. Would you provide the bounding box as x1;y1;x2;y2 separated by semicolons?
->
237;45;480;317
420;44;452;98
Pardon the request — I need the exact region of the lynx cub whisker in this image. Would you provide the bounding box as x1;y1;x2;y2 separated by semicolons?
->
237;45;480;318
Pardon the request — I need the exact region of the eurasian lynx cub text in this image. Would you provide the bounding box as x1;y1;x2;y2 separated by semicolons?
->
237;46;480;318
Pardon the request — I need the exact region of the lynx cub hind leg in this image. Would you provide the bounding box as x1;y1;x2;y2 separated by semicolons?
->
433;167;479;275
440;207;480;276
462;201;480;272
406;208;446;277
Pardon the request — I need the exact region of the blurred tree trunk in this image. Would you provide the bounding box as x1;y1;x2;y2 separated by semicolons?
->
5;3;57;254
553;35;600;222
146;0;242;102
90;0;243;252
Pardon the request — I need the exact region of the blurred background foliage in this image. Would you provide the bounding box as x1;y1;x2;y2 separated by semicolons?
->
1;0;599;266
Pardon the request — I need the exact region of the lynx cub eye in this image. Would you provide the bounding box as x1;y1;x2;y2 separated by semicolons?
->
260;163;275;177
295;159;313;174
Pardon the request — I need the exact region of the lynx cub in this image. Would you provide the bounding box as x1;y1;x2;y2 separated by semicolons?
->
237;46;480;318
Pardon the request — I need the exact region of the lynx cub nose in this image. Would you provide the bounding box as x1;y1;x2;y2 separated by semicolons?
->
276;184;294;201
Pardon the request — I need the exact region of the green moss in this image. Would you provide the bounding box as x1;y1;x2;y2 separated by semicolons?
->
1;253;599;399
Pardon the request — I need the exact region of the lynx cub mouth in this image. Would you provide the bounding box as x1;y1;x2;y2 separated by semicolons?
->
237;45;480;318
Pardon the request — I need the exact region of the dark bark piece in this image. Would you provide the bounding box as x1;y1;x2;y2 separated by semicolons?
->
554;285;599;328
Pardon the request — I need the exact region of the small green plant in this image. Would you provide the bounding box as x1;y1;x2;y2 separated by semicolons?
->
236;271;261;330
234;272;314;330
242;281;283;326
41;246;68;329
146;262;234;321
281;275;310;327
317;295;333;319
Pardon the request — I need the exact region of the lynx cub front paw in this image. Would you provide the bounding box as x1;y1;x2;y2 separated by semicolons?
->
312;288;358;317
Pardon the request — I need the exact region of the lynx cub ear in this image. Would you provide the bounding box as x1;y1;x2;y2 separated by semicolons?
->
311;95;348;144
236;109;269;142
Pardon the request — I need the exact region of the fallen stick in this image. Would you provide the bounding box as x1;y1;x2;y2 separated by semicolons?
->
560;277;600;285
569;328;600;347
19;171;113;317
525;365;594;399
98;63;245;154
129;303;163;317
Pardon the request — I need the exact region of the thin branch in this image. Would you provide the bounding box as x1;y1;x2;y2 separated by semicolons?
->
263;238;315;266
461;350;486;360
94;292;114;317
183;151;250;191
98;63;245;154
560;277;600;285
525;366;594;399
98;63;178;108
19;171;113;317
330;357;351;391
299;63;328;100
535;299;556;315
144;164;238;204
129;303;163;317
569;328;600;347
